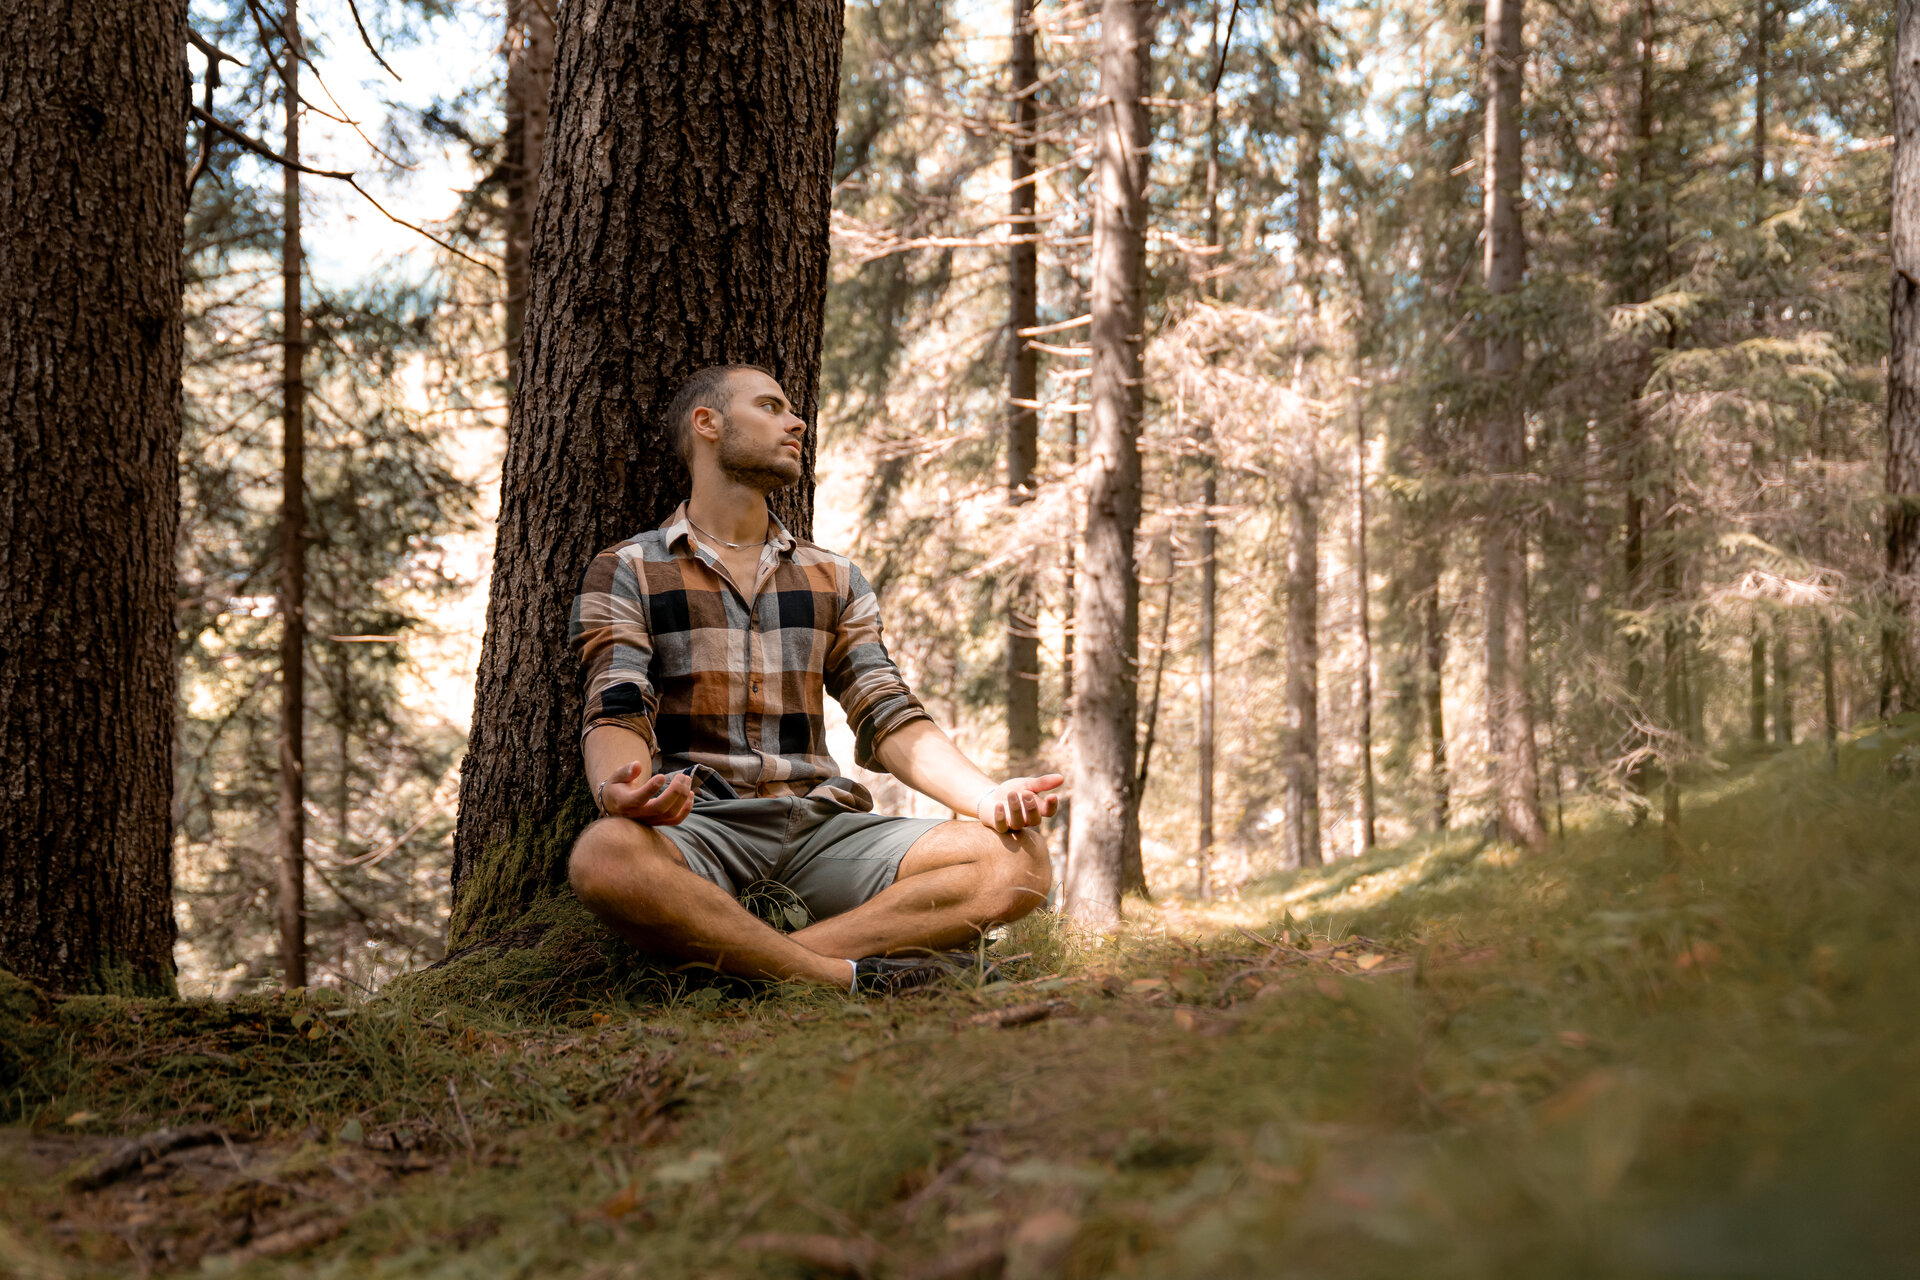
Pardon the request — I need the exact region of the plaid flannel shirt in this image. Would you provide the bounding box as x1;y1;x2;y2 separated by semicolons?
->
570;502;931;808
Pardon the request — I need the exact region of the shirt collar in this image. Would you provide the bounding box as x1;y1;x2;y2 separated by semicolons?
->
661;500;796;556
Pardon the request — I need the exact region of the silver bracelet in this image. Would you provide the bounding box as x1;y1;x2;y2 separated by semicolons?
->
597;778;612;815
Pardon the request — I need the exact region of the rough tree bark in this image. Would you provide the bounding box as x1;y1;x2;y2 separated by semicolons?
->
1481;0;1547;850
1888;0;1920;716
503;0;555;390
1285;0;1323;870
1064;0;1153;927
1005;0;1042;774
276;0;310;990
450;0;844;947
0;0;185;994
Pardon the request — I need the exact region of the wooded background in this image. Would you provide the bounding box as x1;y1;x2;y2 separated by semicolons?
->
0;0;1911;995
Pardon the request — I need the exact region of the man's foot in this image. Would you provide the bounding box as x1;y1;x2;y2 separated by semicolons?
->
850;950;1002;996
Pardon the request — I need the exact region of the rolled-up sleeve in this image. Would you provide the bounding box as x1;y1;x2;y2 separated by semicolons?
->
825;562;931;770
570;548;659;762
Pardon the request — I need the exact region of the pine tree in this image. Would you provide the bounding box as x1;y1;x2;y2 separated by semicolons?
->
450;0;847;946
1064;0;1154;926
0;0;186;994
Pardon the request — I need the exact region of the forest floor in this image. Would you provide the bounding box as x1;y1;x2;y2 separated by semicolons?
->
3;741;1919;1280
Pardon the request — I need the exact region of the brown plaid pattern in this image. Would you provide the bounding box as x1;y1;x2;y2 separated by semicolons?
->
570;502;931;804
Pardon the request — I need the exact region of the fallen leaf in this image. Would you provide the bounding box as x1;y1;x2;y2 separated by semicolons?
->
1173;1009;1197;1031
1129;977;1169;993
64;1112;99;1126
595;1184;644;1220
1355;953;1385;971
592;1012;612;1027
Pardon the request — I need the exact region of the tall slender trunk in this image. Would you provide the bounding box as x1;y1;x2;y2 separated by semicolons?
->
0;0;185;994
504;0;555;391
1419;542;1449;831
1753;0;1768;193
1136;533;1176;794
277;0;309;990
1660;498;1682;849
1006;0;1042;773
1354;399;1376;852
1196;1;1223;899
1820;617;1839;764
1773;629;1795;744
1064;0;1153;924
1888;0;1920;715
1750;632;1768;740
1481;0;1546;850
1286;0;1323;870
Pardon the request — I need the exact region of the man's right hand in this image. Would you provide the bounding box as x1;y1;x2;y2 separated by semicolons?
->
598;761;696;826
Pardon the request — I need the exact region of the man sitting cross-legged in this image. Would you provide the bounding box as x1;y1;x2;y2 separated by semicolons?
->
566;363;1061;994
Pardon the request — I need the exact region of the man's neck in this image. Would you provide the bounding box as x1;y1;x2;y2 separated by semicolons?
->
686;478;772;546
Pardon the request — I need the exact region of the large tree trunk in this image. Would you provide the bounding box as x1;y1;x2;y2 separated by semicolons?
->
1005;0;1042;774
503;0;555;391
1888;0;1920;716
1285;0;1323;870
1064;0;1153;926
276;1;310;990
450;0;844;947
0;0;185;994
1481;0;1547;851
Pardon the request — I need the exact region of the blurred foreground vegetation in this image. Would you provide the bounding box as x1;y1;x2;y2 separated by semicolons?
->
3;742;1916;1278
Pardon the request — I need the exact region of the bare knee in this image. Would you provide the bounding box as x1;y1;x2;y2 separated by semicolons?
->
977;826;1051;926
568;817;676;915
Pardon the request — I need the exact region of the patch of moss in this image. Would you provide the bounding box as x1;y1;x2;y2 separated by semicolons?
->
445;784;600;951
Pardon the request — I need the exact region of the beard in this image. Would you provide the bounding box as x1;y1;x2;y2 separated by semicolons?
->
715;411;804;494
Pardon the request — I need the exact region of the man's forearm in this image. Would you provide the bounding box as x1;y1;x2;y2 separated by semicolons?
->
870;719;997;816
584;724;655;792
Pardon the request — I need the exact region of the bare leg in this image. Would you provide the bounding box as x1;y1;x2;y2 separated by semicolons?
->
789;822;1051;960
568;818;849;986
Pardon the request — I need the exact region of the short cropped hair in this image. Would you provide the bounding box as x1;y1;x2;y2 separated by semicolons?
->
664;363;773;464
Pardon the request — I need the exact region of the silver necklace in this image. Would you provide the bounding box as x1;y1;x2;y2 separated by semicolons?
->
688;515;769;550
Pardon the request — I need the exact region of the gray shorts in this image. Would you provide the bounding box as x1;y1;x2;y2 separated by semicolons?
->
654;794;946;922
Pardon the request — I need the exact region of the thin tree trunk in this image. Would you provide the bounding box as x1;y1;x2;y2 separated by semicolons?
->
450;0;845;945
1354;400;1376;853
1006;0;1042;773
1065;0;1153;925
0;0;185;995
1481;0;1546;850
1751;632;1769;740
1420;544;1449;832
1773;628;1794;744
504;0;555;391
276;0;310;990
1285;490;1321;867
1286;0;1323;870
1136;534;1176;795
1888;0;1920;715
1820;617;1839;766
1196;4;1223;900
1660;506;1682;851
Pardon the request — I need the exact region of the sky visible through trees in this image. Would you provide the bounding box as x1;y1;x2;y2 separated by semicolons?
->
148;0;1904;994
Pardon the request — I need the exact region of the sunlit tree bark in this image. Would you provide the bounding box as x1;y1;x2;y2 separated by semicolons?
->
1064;0;1153;926
451;0;844;946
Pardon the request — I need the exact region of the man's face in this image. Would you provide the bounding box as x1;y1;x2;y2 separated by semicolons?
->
708;370;806;493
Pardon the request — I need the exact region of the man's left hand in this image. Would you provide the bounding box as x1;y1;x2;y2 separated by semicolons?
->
976;774;1064;834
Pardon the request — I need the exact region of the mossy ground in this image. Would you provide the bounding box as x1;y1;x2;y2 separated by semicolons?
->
3;744;1917;1278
